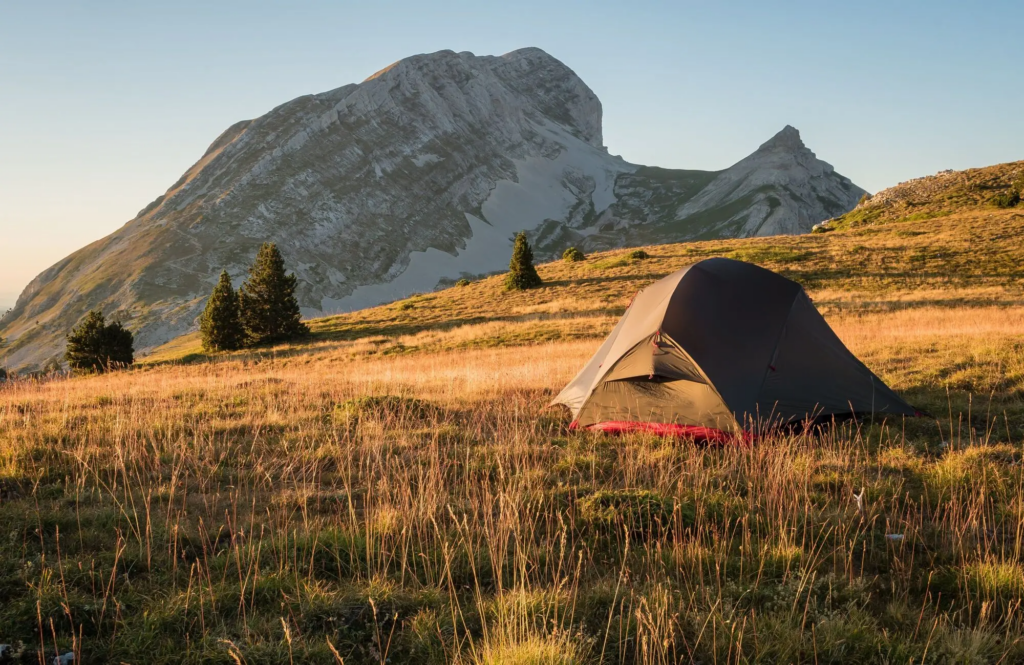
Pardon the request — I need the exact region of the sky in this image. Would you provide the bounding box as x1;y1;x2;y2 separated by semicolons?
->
2;0;1022;312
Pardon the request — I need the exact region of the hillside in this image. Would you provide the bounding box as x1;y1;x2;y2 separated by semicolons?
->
148;180;1024;378
143;191;1024;437
0;47;862;372
828;159;1024;230
3;163;1024;662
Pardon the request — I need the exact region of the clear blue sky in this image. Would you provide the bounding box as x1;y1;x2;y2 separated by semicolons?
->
2;0;1022;311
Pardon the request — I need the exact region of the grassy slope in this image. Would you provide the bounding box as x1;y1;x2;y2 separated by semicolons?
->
147;185;1024;427
151;159;1024;365
3;161;1024;664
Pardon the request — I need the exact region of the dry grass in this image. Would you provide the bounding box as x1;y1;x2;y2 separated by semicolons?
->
142;205;1024;366
2;304;1024;662
3;181;1024;662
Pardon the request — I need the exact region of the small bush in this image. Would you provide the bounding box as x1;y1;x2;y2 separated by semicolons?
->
626;249;650;260
455;278;471;287
562;247;585;263
991;191;1020;209
857;192;873;206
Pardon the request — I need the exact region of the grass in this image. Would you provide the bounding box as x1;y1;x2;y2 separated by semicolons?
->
143;201;1024;366
4;306;1024;663
830;160;1024;231
3;165;1024;662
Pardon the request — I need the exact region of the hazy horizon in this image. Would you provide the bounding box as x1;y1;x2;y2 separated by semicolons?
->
2;0;1022;308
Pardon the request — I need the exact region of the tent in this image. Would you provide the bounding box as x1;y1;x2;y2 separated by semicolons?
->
552;257;918;441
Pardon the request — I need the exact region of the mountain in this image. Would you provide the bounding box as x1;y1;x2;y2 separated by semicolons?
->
0;47;864;371
569;125;864;252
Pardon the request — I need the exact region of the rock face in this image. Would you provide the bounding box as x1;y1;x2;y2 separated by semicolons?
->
0;47;864;370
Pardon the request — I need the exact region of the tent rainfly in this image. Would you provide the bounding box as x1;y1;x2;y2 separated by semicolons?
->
552;257;919;441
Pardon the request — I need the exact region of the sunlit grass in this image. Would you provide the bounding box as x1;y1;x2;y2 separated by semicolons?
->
3;194;1024;662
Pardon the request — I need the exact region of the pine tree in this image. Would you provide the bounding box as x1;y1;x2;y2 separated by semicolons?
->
239;242;309;346
65;310;134;373
504;232;542;291
200;271;243;352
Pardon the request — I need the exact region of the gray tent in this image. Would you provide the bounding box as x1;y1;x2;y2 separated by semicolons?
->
552;257;917;441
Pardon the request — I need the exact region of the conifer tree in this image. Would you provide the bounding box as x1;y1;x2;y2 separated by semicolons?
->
504;231;542;291
65;310;134;373
239;243;308;346
200;271;243;352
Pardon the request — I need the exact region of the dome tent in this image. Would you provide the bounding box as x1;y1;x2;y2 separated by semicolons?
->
552;257;918;441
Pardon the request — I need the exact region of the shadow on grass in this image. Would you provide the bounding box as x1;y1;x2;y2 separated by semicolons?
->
147;306;625;366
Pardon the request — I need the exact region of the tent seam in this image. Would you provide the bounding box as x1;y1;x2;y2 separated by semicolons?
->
751;287;804;424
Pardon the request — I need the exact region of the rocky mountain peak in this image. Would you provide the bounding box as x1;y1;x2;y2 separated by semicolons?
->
0;49;864;372
356;47;603;148
757;125;806;153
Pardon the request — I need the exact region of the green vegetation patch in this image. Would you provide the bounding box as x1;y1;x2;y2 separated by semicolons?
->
562;246;585;263
729;246;813;265
333;394;446;425
577;488;690;536
591;248;651;270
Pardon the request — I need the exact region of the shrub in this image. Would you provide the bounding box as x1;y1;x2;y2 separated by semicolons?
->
857;192;873;206
505;232;542;291
199;271;243;352
991;191;1020;209
64;310;134;373
455;278;471;287
626;249;650;260
239;242;309;346
562;247;585;263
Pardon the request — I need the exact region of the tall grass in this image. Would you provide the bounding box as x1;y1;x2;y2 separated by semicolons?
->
1;310;1023;663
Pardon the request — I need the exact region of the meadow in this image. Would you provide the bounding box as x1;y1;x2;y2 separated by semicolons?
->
2;186;1024;662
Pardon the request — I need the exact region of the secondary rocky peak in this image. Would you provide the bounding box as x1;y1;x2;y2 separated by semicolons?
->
757;125;806;153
